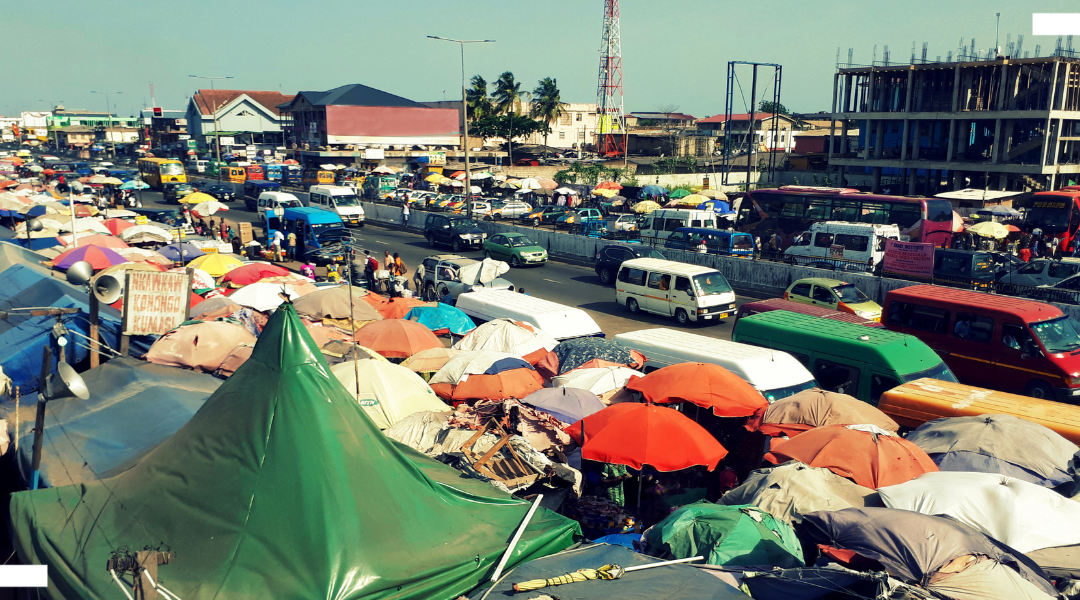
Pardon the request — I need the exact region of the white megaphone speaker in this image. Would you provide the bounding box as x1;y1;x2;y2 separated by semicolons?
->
93;273;124;305
45;362;89;402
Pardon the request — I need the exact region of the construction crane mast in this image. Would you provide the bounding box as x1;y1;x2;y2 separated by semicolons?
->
596;0;625;157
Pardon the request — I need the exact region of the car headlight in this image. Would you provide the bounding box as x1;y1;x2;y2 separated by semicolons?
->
1067;376;1080;386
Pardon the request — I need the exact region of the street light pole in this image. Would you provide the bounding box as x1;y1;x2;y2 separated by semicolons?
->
428;36;494;219
90;91;122;158
189;75;234;180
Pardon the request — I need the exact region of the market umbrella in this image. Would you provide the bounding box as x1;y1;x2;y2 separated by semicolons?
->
697;200;734;214
551;366;644;397
535;337;644;380
53;244;129;270
668;188;691;199
187;253;244;277
554;187;577;195
401;347;464;375
69;217;110;234
103;218;134;236
766;424;938;489
666;194;708;207
906;414;1078;488
292;286;383;322
564;403;727;471
113;247;171;267
627;363;767;418
220;262;290;287
596;181;622;190
591;188;618;198
453;318;559;364
609;196;627;206
403;304;476;336
632;201;661;214
190;199;229;218
522;387;606;425
189;296;241;320
72;204;97;218
330;360;449;429
118;179;149;190
978;204;1022;217
228;282;302;312
157;242;205;262
747;389;899;438
967;220;1010;239
98;208;137;219
518;178;542;190
878;471;1080;559
99;177;123;185
802;507;1057;595
374;297;433;320
352;319;442;359
721;461;879;525
698;189;727;200
62;233;128;251
428;350;544;401
640;184;668;197
169;266;216;291
144;320;256;374
424;173;443;183
644;503;803;568
371;165;396;174
536;178;558;190
120;224;173;244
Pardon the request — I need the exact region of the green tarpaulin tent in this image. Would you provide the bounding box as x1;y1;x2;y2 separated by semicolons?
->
9;303;579;599
643;502;804;568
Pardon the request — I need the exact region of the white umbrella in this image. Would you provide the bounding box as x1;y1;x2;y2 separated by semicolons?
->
470;186;482;194
551;366;644;396
518;177;541;190
170;266;215;290
471;172;493;180
120;224;174;244
229;281;301;312
15;217;64;233
554;187;576;195
191;200;229;218
99;208;138;218
69;218;110;234
320;164;337;170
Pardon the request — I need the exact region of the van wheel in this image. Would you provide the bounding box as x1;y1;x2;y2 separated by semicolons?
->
675;308;690;325
627;298;640;314
1025;379;1055;400
451;239;462;253
425;233;436;247
423;283;438;302
598;267;613;284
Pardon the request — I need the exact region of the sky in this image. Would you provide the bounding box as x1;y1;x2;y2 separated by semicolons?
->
4;0;1079;120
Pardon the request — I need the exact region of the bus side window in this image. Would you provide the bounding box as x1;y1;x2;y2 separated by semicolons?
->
1071;209;1080;234
813;359;860;396
870;373;902;402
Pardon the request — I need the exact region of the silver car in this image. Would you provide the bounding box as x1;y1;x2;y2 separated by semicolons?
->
416;254;514;302
998;258;1080;288
487;200;533;220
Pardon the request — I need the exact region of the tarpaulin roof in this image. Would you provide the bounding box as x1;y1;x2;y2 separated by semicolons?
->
720;461;879;525
8;357;221;488
644;502;804;568
9;303;579;599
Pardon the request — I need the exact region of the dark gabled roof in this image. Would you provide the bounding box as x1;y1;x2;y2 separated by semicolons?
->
286;84;426;109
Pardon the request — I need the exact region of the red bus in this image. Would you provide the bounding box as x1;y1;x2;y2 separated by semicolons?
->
734;186;955;248
1024;187;1080;250
244;165;265;181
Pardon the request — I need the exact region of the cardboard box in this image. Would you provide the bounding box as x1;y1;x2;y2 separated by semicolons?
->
238;222;253;245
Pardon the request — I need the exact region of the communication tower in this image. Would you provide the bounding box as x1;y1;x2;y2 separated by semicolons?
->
596;0;625;157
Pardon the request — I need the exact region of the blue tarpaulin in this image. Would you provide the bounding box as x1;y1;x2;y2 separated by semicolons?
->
404;304;477;335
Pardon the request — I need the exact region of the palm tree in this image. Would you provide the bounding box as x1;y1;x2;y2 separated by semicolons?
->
465;75;492;119
492;72;530;167
530;77;564;155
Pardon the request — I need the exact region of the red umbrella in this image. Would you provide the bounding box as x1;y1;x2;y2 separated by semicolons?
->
219;262;290;286
103;218;134;236
765;424;938;489
595;181;623;190
52;244;129;270
626;362;767;417
353;319;443;359
564;403;728;471
0;181;16;189
430;369;543;401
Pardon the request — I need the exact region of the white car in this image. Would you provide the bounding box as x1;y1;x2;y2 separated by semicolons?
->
609;214;639;231
488;200;532;220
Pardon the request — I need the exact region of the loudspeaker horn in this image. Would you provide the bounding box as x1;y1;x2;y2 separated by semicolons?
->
66;261;94;287
45;362;89;402
93;273;124;305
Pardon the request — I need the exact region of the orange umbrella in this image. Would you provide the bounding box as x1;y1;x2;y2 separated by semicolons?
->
564;403;727;471
595;181;623;190
103;218;134;236
765;424;938;489
353;319;443;359
429;369;543;401
0;181;16;189
626;362;767;417
747;389;899;438
376;297;433;320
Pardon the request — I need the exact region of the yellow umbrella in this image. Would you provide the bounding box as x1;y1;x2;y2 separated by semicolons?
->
181;191;217;205
424;173;443;183
99;177;123;185
592;188;618;198
967;221;1010;239
632;200;662;214
699;189;728;200
187;253;244;277
670;193;709;206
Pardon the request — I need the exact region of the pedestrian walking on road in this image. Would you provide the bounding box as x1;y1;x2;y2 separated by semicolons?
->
384;250;394;271
272;229;285;262
364;250;378;291
402;203;410;229
287;230;297;260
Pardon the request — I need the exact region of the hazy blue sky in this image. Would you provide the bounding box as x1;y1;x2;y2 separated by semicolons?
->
5;0;1078;119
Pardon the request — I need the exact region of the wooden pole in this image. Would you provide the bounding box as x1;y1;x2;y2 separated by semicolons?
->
30;346;52;490
89;293;100;368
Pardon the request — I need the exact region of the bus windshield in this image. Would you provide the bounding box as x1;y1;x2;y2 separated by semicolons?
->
692;273;733;296
902;361;958;383
332;194;360;207
925;200;954;222
1026;206;1071;234
160;163;184;176
1031;316;1080;354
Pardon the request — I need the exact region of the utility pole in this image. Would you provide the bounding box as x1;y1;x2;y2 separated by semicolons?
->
189;75;233;180
428;36;495;219
90;91;122;158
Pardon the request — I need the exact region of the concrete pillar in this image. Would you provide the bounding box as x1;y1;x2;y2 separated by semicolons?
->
951;65;962;112
911;121;921;160
991;118;1003;163
907;167;917;195
900;119;911;161
874;120;885;158
828;72;840;162
861;120;872;159
946;119;957;161
872;167;882;192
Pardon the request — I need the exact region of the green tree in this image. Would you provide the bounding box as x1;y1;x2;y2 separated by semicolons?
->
491;72;531;166
466;75;492;119
757;100;790;115
470;114;548;145
530;77;564;155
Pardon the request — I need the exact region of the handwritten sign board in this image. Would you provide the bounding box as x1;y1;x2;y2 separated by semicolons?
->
122;270;191;336
882;239;935;279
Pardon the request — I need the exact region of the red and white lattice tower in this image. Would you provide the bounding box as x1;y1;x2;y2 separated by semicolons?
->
596;0;625;157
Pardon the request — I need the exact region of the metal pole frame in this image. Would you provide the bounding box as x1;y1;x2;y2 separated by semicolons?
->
721;61;783;190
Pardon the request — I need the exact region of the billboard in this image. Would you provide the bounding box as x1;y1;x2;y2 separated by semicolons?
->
122;271;191;336
882;240;934;279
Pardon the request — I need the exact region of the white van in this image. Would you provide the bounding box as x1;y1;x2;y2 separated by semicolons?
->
309;185;366;227
455;289;603;340
613;328;817;401
258;191;303;222
639;209;718;241
784;221;899;269
616;258;737;324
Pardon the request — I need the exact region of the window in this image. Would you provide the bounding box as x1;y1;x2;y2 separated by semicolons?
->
814;233;834;248
952;311;994;343
812;286;835;303
664;219;682;232
690;220;703;227
490;235;505;245
606;247;632;261
870;373;902;402
647;272;664;289
620;268;646;286
790;282;813;297
834;234;869;252
1016;261;1046;275
888;301;950;334
1049;262;1080;279
1002;323;1037;353
806;198;831;220
889;203;922;227
576;113;582;122
668;231;685;243
831;200;859;221
674;277;691;293
860;203;889;224
558;131;566;139
813;359;861;396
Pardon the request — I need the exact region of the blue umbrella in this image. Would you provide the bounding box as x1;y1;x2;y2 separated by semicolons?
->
484;357;533;375
22;205;47;218
404;304;476;335
521;387;606;424
158;243;205;262
640;184;668;198
698;200;735;215
119;180;150;190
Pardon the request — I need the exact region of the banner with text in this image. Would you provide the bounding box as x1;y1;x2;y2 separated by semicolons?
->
122;270;191;336
882;239;935;279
